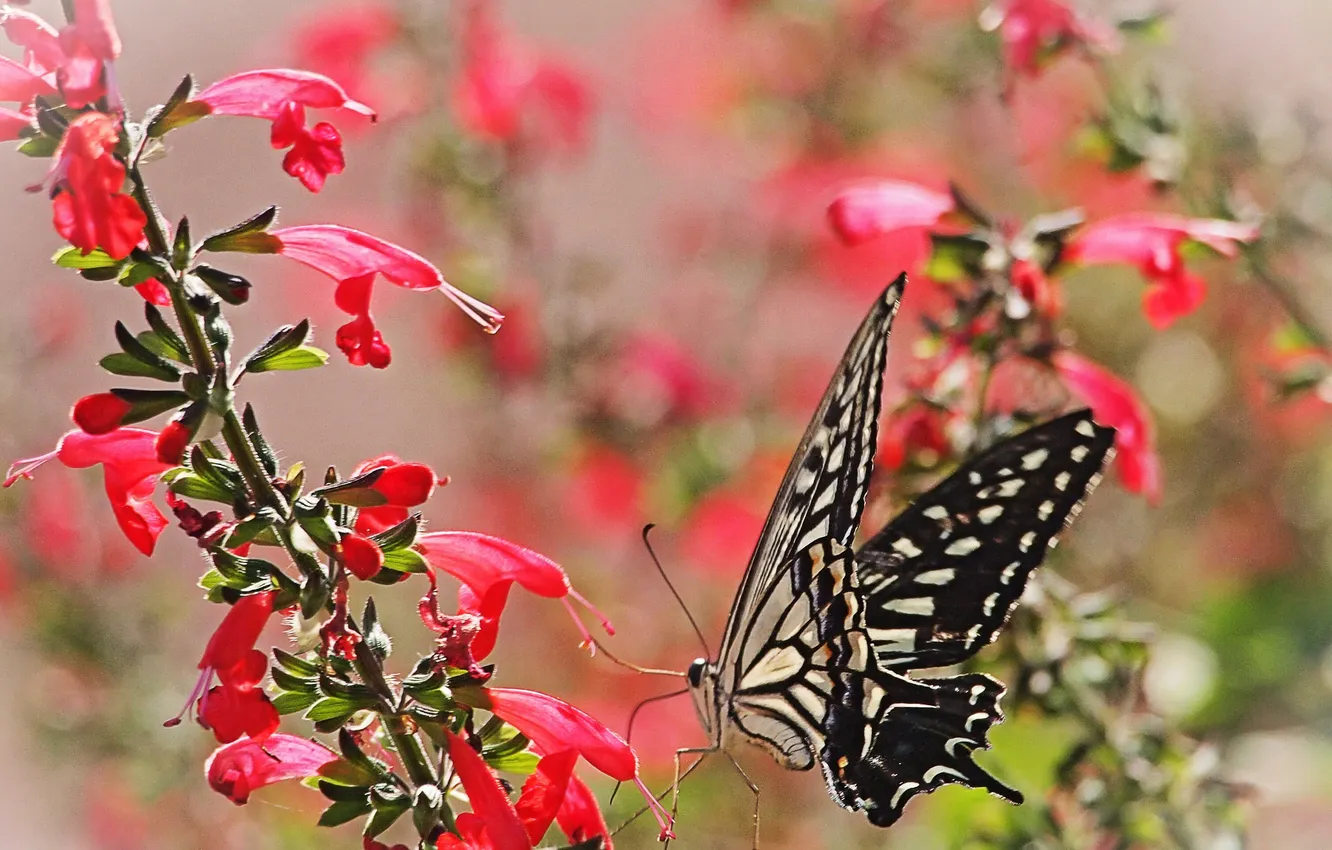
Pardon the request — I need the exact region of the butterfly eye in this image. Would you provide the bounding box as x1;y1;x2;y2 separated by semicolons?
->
687;658;707;688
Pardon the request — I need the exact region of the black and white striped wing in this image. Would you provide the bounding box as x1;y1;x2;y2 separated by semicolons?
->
726;538;1022;827
856;410;1116;672
715;276;904;673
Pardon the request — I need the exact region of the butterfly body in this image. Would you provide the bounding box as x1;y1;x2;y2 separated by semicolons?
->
681;274;1115;827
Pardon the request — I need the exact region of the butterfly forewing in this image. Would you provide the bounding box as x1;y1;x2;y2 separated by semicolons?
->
855;410;1116;671
717;275;905;674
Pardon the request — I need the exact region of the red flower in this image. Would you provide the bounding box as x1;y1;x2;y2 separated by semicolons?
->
514;750;576;845
289;4;399;105
1;3;120;108
681;492;764;578
443;730;531;850
827;180;955;245
350;454;442;535
71;392;132;435
273;224;502;367
0;104;33;139
453;0;593;157
980;0;1120;80
477;688;672;839
153;419;192;464
200;648;279;743
606;334;717;424
1066;214;1260;328
1053;351;1161;503
194;69;374;192
419;571;487;678
417;531;612;658
48;112;147;259
270;101;344;192
200;591;276;673
339;532;384;580
0;53;55;104
879;403;955;471
553;770;613;849
5;428;170;555
206;734;338;805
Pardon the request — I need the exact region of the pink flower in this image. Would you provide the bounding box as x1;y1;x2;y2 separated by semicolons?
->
47;112;146;259
273;225;503;367
827;180;955;245
1;3;119;108
981;0;1120;80
5;429;170;555
0;54;55;104
453;0;594;157
1053;351;1161;503
1066;213;1259;328
416;531;612;659
206;734;338;805
194;69;375;192
289;4;399;105
339;532;384;580
0;104;33;140
606;334;716;424
681;492;764;578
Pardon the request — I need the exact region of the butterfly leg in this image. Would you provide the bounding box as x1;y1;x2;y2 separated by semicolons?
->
666;746;716;845
723;751;761;849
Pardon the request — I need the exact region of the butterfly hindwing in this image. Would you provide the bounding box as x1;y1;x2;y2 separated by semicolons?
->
855;410;1116;672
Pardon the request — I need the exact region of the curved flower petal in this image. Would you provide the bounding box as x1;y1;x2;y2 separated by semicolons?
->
1053;351;1161;503
445;730;530;850
199;591;276;673
827;180;954;245
481;688;636;781
515;750;577;845
206;734;337;805
0;54;56;103
555;770;613;849
418;531;569;599
195;68;374;119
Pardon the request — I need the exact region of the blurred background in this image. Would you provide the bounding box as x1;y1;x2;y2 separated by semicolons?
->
2;0;1332;847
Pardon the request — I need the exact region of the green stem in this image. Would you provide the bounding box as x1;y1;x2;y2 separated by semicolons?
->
219;410;287;514
353;641;439;789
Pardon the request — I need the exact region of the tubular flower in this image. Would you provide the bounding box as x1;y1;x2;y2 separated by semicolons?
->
827;179;955;245
1;3;120;108
553;770;613;849
272;225;502;367
416;531;612;659
4;428;170;555
193;69;375;192
443;731;531;850
71;392;132;435
1053;351;1161;503
339;532;384;580
290;3;400;106
199;648;279;744
47;112;147;259
453;0;593;157
474;688;672;839
350;454;442;535
206;734;338;805
980;0;1120;80
1065;213;1260;328
514;751;577;845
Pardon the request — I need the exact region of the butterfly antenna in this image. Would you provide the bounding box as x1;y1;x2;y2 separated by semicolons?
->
608;688;689;805
642;523;712;658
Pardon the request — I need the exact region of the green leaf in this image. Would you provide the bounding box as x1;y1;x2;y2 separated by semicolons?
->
173;216;193;270
201;206;280;254
318;758;378;788
317;797;372;828
306;696;366;724
370;513;420;553
382;547;428;574
412;785;444;838
144;304;191;361
925;233;990;283
319;779;373;803
271;666;318;694
273;647;321;677
363;804;407;839
54;246;120;270
163;468;233;503
485;750;539;775
247;345;329;372
18;134;59;157
191;265;252;305
99;352;181;381
113;321;182;380
273;690;320;715
146;75;209;138
108;388;192;425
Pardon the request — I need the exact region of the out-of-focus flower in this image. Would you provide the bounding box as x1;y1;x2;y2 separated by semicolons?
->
273;224;503;367
566;445;645;533
5;428;170;555
417;531;612;659
827;180;955;245
1065;213;1260;328
194;69;375;192
349;455;442;535
24;472;92;575
979;0;1120;80
605;334;716;426
0;104;32;139
2;3;120;108
443;731;531;850
206;734;337;805
878;403;956;471
1053;351;1161;503
476;688;671;839
289;3;399;104
681;492;764;577
47;112;146;259
453;0;593;157
1010;256;1062;316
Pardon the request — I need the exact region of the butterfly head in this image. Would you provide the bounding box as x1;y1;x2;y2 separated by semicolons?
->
686;657;721;742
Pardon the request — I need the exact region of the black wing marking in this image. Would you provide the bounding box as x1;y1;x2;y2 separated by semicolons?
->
724;539;1021;826
822;669;1021;827
855;410;1116;671
716;277;905;671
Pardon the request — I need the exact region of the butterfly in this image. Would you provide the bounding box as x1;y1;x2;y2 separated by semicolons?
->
682;274;1116;828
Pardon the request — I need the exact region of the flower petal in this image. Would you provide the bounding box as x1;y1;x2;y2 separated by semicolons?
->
445;730;530;850
418;531;570;599
482;688;637;781
196;68;375;119
206;734;337;805
827;180;953;245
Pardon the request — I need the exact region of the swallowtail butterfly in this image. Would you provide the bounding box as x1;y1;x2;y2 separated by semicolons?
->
683;274;1115;827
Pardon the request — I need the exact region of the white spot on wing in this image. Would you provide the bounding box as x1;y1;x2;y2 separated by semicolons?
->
740;645;806;690
1071;445;1089;462
982;593;998;617
924;765;969;784
1055;471;1071;491
1022;448;1049;470
998;479;1024;497
1075;420;1096;437
893;538;923;558
914;568;954;585
883;597;935;616
978;505;1004;524
1038;500;1054;520
1000;561;1020;584
945;537;980;556
868;628;916;653
923;505;949;520
890;782;920;809
1019;531;1036;551
964;711;989;731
